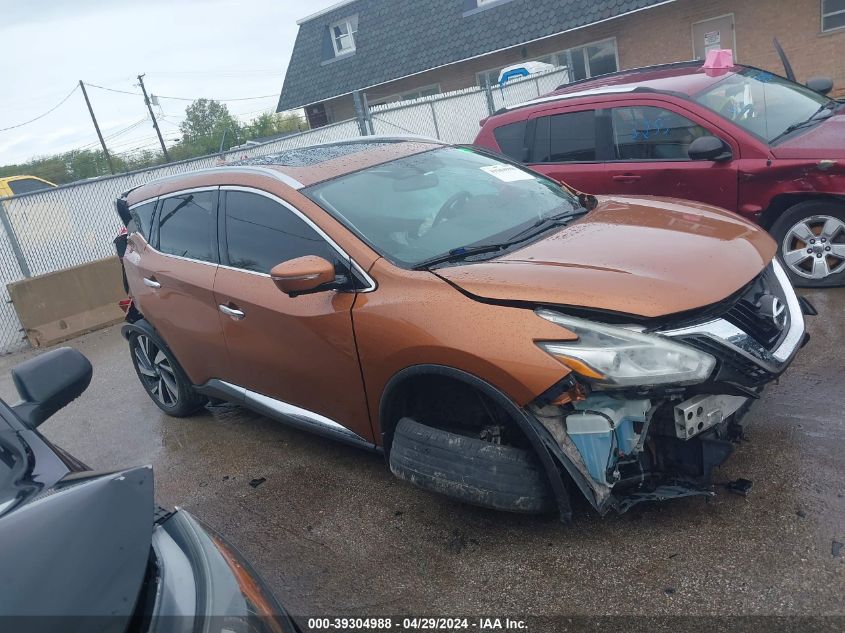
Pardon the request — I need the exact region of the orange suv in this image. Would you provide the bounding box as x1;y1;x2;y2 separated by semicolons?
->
115;138;811;520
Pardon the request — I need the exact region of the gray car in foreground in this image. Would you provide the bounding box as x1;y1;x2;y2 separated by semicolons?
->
0;347;296;633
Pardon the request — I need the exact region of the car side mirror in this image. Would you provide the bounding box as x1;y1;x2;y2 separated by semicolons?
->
10;348;92;428
270;256;339;297
806;76;833;96
688;136;732;162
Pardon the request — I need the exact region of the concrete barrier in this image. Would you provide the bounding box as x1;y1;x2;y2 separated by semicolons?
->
7;257;125;348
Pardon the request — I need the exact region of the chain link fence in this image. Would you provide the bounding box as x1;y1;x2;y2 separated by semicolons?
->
0;67;568;353
368;67;569;141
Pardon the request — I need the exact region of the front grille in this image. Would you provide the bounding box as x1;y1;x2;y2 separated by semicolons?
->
722;264;790;350
724;299;782;347
682;335;775;387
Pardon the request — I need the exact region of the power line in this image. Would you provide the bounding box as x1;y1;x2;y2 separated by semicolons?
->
83;81;278;102
0;85;79;132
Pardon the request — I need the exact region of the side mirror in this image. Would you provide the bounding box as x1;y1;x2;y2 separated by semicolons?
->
270;256;338;297
688;136;733;162
806;76;833;96
11;348;92;428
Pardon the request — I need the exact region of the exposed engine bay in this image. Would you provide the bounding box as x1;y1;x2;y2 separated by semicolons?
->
530;390;754;514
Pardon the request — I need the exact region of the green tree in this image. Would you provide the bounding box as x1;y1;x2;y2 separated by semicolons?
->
242;111;304;140
0;103;308;186
179;98;240;154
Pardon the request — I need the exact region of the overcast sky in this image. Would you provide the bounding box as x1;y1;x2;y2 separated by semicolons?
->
0;0;341;165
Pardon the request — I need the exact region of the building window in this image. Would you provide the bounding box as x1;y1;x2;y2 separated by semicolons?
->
475;38;619;88
330;15;358;56
822;0;845;31
464;0;516;14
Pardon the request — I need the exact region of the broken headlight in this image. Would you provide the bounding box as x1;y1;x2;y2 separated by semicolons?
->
536;309;716;387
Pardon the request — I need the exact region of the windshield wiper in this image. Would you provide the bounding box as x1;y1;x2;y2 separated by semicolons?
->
771;101;836;143
504;209;587;243
413;209;586;270
413;243;513;269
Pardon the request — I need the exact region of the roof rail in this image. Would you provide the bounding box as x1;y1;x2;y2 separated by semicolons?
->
553;59;703;91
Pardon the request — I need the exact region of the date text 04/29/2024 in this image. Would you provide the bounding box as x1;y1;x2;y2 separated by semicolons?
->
305;617;528;630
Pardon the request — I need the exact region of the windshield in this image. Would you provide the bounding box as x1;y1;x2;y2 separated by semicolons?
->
305;147;580;267
693;68;831;143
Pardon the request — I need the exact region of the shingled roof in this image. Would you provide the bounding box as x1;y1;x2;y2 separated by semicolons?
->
277;0;671;111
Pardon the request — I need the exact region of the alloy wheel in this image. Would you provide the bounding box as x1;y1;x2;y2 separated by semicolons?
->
133;334;179;407
781;214;845;280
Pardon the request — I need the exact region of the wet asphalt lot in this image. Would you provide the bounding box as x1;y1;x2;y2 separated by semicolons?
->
1;289;843;623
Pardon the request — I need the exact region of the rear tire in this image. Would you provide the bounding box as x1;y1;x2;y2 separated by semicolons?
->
389;417;553;514
770;200;845;287
128;332;206;417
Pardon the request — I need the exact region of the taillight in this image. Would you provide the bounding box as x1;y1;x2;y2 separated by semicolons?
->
118;298;133;314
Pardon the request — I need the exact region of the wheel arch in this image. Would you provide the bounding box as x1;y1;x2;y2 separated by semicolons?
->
760;192;845;230
121;319;191;384
378;364;576;521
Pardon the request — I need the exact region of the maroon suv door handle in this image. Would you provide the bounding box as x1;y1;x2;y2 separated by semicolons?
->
143;277;161;289
612;174;642;183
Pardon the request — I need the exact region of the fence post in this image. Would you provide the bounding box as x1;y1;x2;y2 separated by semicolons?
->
352;90;369;136
484;82;495;115
361;93;375;135
430;102;441;139
0;199;31;278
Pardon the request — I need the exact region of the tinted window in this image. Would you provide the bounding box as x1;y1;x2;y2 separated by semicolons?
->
224;191;338;274
8;178;53;195
611;106;708;160
128;201;156;240
492;121;527;161
532;111;597;162
157;191;216;262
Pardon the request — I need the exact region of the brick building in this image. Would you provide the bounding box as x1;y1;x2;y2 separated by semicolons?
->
277;0;845;128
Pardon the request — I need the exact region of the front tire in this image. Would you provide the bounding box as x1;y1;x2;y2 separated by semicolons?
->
770;200;845;287
389;417;554;514
128;332;206;417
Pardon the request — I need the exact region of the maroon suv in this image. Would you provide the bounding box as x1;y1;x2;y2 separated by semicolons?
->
474;60;845;287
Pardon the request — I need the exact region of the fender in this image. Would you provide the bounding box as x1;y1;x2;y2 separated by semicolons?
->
379;364;584;522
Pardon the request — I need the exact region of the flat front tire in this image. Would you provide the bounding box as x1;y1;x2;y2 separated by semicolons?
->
771;200;845;287
389;417;554;514
128;332;206;417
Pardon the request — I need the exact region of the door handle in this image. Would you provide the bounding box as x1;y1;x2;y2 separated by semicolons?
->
143;277;161;289
218;304;245;320
612;174;641;182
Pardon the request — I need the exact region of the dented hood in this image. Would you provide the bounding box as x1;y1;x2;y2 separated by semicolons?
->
770;111;845;160
435;196;776;318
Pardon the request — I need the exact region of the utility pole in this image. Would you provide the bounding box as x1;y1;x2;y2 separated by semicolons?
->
79;80;115;174
137;74;171;162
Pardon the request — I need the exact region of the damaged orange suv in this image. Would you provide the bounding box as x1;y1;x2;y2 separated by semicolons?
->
115;138;811;521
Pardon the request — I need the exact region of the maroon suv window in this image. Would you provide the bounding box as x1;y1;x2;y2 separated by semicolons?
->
610;106;708;161
531;110;597;163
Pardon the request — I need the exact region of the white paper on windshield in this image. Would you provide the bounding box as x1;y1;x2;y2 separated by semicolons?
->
480;164;535;182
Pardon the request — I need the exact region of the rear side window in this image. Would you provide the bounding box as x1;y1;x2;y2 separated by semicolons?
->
128;201;156;240
157;191;217;262
223;190;339;274
611;106;708;161
8;178;53;195
531;111;597;162
492;121;527;161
